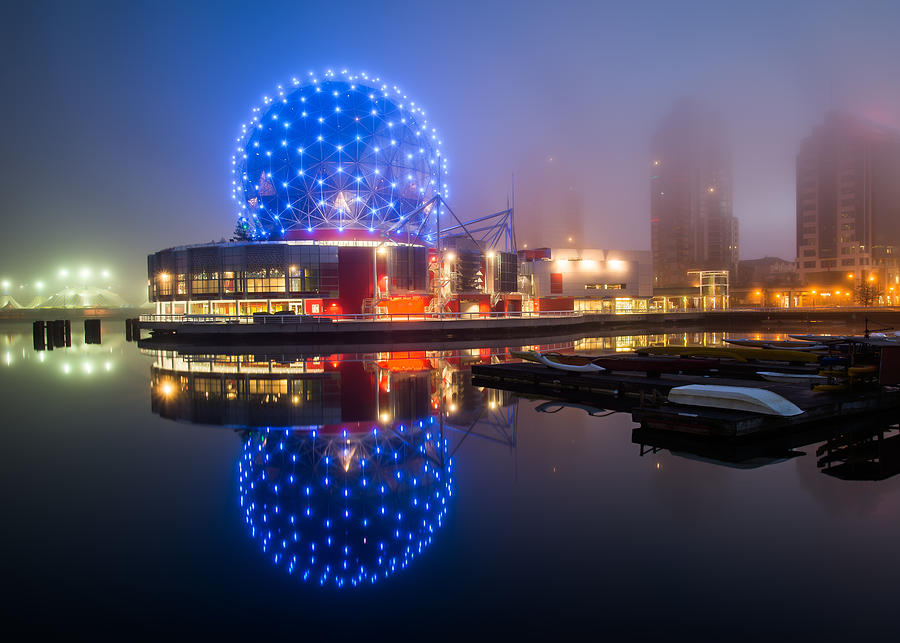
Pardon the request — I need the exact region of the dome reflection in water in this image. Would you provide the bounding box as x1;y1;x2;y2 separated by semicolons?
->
238;422;451;588
146;344;525;587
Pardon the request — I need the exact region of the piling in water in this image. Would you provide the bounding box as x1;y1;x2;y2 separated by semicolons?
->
33;321;45;351
85;319;101;344
51;320;65;348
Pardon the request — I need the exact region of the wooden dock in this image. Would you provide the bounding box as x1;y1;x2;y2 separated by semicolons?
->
471;361;900;437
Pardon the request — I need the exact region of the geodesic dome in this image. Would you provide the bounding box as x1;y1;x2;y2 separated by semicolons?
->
233;70;447;240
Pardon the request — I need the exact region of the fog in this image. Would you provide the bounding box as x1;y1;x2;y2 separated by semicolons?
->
2;0;899;302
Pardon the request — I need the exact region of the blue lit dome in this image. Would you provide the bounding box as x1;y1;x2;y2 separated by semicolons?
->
233;70;447;239
238;423;452;588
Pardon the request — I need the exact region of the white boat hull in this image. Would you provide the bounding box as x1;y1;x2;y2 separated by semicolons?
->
667;384;805;417
757;371;827;384
536;354;605;373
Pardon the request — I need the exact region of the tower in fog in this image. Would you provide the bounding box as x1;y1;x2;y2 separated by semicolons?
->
650;102;738;288
796;111;900;286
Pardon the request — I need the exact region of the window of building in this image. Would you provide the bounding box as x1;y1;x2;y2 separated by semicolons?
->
585;283;625;290
246;267;285;293
803;261;816;268
191;271;219;295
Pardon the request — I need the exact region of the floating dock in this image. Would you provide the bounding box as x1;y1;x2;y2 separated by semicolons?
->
471;361;900;437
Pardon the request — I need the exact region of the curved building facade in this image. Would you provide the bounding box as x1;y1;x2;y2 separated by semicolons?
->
148;236;428;316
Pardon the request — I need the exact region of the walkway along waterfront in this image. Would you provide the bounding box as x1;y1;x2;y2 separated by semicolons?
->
137;307;900;343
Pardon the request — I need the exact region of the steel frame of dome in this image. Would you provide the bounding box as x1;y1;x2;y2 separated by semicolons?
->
233;70;447;240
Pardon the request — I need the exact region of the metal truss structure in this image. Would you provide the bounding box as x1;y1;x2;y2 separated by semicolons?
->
378;194;516;255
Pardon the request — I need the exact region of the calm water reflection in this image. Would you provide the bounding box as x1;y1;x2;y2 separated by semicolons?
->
2;323;899;638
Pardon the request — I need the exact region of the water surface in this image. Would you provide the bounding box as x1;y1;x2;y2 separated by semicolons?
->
1;323;898;639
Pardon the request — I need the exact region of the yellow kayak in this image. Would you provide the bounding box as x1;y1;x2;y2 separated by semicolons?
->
813;382;850;392
639;345;819;363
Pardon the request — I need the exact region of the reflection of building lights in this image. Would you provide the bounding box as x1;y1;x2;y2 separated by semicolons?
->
83;362;93;375
449;403;457;412
160;381;174;397
104;361;112;372
380;413;390;423
62;364;70;374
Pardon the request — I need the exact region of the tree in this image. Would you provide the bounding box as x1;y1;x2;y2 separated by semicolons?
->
232;219;252;241
856;281;882;307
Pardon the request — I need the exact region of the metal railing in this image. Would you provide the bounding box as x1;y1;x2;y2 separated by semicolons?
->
139;310;587;324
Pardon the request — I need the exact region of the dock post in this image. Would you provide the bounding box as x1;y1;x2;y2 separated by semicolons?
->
84;319;101;344
33;321;45;350
52;320;65;348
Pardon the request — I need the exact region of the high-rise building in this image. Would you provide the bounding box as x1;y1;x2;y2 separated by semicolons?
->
796;112;900;287
650;102;738;288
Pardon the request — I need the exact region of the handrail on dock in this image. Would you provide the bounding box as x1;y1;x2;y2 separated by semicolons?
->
138;310;586;324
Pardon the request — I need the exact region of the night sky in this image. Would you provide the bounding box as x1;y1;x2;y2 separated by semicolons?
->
2;0;899;302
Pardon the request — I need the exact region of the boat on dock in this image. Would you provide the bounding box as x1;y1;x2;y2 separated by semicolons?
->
534;353;605;373
725;338;828;351
638;345;819;363
513;350;722;375
757;371;828;384
667;384;806;417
